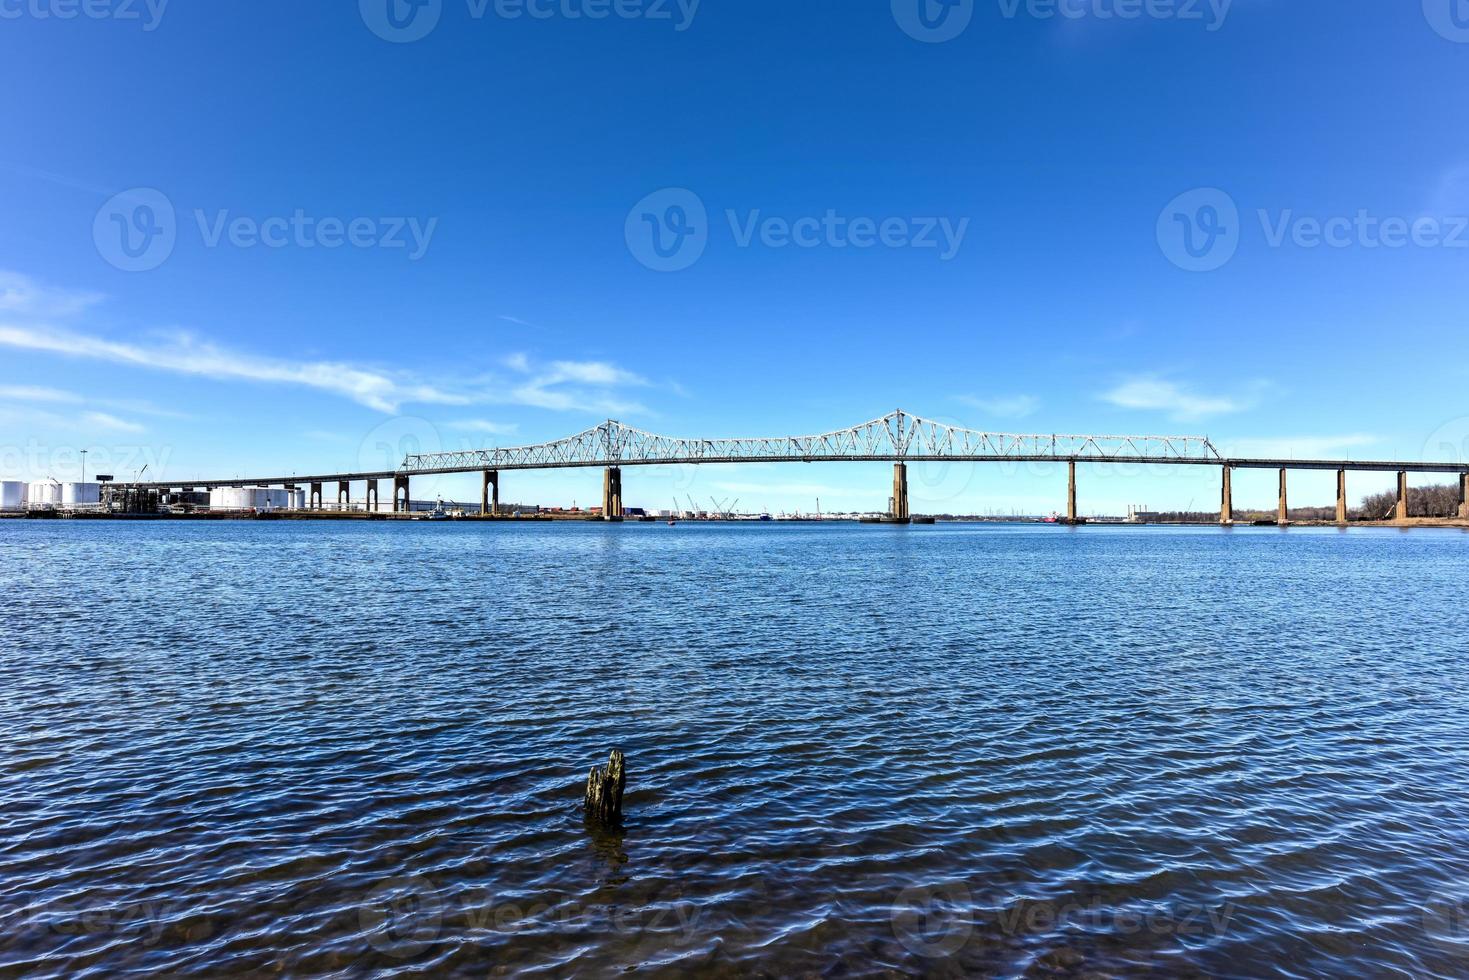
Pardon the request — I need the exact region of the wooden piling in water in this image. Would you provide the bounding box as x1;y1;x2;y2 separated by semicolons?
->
583;750;626;825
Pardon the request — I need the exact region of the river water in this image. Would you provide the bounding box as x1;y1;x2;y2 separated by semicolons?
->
2;520;1468;977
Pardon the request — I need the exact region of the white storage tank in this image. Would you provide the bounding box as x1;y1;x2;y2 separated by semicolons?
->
28;482;61;507
210;487;300;510
0;481;26;511
61;483;101;506
214;487;253;510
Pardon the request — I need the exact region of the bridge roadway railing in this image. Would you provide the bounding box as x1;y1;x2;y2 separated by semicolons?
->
132;410;1469;528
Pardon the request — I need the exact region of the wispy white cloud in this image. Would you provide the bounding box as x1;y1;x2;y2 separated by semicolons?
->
956;393;1040;419
0;384;78;404
0;271;666;421
0;382;160;432
447;419;520;436
0;271;102;319
1101;376;1263;422
502;355;650;416
82;411;145;434
0;322;458;413
1426;163;1469;218
1220;434;1379;458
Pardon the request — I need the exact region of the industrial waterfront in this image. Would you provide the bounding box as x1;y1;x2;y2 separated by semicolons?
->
6;412;1469;527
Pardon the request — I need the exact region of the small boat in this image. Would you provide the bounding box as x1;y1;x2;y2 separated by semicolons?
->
667;519;677;526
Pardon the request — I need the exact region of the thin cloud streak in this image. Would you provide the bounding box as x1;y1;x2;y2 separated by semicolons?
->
1101;376;1263;423
956;394;1040;419
1220;434;1379;458
0;322;652;417
0;272;662;419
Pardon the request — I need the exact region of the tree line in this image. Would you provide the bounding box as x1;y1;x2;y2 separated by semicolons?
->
1144;481;1464;523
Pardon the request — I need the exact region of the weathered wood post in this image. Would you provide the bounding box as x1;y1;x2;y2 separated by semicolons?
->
583;749;626;826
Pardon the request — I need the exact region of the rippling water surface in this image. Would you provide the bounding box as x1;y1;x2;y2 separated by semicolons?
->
4;520;1469;977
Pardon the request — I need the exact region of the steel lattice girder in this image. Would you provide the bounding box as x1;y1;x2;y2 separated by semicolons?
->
399;411;1225;473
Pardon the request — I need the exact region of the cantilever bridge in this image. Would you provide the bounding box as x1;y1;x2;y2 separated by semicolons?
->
142;410;1469;525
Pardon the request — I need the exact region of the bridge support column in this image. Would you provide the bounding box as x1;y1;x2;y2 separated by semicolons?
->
1278;469;1289;527
1066;461;1077;523
602;467;623;521
1396;471;1409;522
366;480;379;514
1460;473;1469;520
481;470;499;516
338;481;350;510
1336;470;1348;526
393;476;410;514
310;482;323;510
891;463;910;521
1221;466;1233;526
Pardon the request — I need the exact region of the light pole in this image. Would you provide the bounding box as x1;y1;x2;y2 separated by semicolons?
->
80;449;88;485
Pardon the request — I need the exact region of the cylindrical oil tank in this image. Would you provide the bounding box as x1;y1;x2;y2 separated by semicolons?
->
61;483;101;506
210;487;249;510
28;482;61;507
0;481;27;511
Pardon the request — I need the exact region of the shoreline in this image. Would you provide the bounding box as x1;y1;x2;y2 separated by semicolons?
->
4;512;1468;530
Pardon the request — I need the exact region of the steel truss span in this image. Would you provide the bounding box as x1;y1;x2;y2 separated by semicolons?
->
135;410;1469;490
401;411;1225;473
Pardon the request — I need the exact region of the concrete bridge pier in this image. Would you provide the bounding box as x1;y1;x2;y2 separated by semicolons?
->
602;467;623;521
1460;473;1469;520
481;470;500;516
1066;461;1077;523
366;480;379;513
338;481;350;510
1278;469;1289;526
1221;466;1233;526
891;463;910;522
1396;471;1409;522
310;482;323;510
1336;470;1348;525
393;476;410;514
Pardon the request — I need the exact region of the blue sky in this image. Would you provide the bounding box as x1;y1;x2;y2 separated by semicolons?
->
1;0;1467;514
